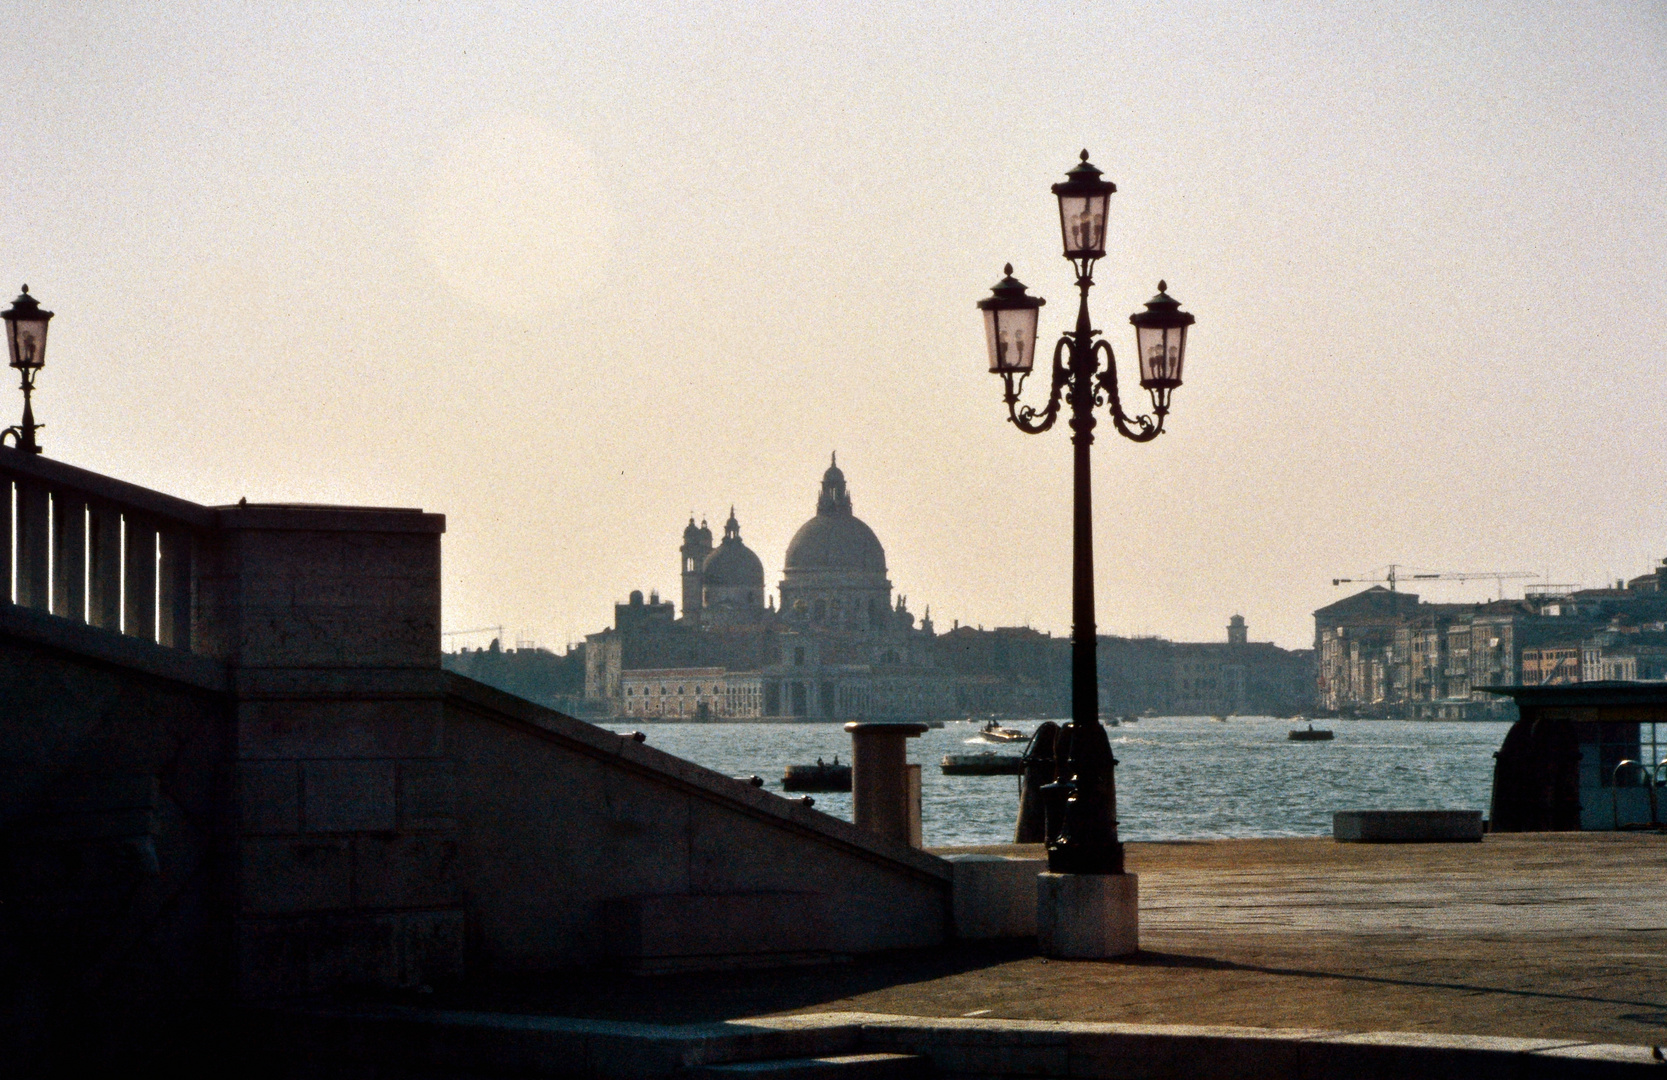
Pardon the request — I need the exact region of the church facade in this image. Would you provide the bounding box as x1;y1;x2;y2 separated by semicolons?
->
587;457;959;721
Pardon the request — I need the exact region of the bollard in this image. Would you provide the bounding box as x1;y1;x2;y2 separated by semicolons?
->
844;722;927;847
1015;721;1060;843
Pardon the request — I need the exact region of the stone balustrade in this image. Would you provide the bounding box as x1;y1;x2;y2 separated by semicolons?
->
1;444;208;648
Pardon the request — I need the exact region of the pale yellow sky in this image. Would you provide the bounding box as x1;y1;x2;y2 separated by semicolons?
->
2;2;1663;649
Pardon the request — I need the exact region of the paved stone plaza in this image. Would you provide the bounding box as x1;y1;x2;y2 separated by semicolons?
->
439;833;1667;1048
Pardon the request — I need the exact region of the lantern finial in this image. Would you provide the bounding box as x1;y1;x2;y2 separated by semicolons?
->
1079;149;1089;162
1157;280;1166;292
1004;263;1013;276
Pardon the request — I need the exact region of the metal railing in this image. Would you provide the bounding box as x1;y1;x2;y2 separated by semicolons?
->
1611;758;1662;830
2;445;212;652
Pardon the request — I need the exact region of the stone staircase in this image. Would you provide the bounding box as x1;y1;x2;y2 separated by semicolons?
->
245;1004;1667;1078
688;1052;926;1078
244;1005;928;1078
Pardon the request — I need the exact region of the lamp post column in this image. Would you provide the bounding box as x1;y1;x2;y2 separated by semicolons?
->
1068;281;1099;742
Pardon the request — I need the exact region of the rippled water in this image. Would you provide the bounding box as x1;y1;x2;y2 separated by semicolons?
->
600;716;1512;848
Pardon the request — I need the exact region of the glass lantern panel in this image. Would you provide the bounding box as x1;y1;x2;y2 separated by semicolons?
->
1137;324;1185;387
987;306;1039;373
1056;193;1109;257
7;318;46;369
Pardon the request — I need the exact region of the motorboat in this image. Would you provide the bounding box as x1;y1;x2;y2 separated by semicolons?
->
941;751;1026;776
782;758;853;791
979;720;1027;743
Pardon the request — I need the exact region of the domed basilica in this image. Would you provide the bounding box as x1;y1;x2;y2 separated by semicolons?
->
586;456;954;721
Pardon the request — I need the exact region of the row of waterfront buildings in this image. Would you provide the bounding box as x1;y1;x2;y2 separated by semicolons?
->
1315;561;1667;719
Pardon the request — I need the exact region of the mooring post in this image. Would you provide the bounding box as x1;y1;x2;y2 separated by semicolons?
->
845;722;927;847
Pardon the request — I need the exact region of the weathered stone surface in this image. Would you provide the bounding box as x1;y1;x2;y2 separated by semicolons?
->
1334;809;1485;842
240;837;352;913
237;699;445;760
945;854;1044;938
301;759;397;832
352;831;461;909
234;912;400;997
239;760;300;833
400;759;457;829
1037;872;1138;958
609;893;831;962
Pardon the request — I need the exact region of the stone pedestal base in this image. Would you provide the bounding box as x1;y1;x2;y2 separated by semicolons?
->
1037;872;1138;958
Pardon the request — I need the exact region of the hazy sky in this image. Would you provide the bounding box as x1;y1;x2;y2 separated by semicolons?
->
3;2;1663;650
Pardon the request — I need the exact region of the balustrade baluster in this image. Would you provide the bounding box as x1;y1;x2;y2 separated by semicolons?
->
88;503;122;630
157;527;193;648
15;479;49;610
52;493;87;622
124;515;158;641
1;478;11;604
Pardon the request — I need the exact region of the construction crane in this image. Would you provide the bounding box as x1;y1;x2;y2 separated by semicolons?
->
1331;565;1539;599
441;625;506;646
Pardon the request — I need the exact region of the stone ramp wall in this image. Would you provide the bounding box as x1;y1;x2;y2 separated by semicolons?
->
445;674;950;973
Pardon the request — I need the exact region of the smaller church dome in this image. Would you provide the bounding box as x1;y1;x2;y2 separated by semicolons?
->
703;508;764;588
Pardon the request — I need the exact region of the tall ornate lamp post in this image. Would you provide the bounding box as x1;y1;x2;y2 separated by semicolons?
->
978;152;1194;953
1;286;54;454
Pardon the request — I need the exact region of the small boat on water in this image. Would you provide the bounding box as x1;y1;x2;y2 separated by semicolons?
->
782;758;853;791
979;719;1027;743
941;751;1026;776
1288;723;1334;742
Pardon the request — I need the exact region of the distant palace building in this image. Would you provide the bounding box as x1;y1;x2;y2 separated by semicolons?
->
1314;559;1667;719
580;456;1315;720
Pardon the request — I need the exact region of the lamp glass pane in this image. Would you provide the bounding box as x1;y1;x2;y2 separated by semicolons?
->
1137;324;1185;387
988;307;1038;373
7;318;46;370
1056;193;1109;257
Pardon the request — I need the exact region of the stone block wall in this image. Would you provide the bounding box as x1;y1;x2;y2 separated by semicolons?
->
0;605;233;1074
202;505;465;998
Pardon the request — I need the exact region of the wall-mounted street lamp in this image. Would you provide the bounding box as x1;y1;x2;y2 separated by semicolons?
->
978;152;1195;877
1;285;53;454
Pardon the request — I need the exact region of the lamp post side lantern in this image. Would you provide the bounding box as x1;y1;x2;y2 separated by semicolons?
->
977;152;1195;879
1;285;53;455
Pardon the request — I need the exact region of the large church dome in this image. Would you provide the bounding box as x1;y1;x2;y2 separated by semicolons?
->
783;456;887;575
703;509;765;587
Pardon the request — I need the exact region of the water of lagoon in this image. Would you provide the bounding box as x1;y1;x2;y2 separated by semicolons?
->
598;716;1512;848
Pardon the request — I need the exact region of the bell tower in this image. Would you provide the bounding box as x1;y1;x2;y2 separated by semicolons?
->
680;516;713;623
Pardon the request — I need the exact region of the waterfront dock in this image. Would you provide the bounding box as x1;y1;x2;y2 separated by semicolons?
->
257;831;1667;1075
337;832;1665;1039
